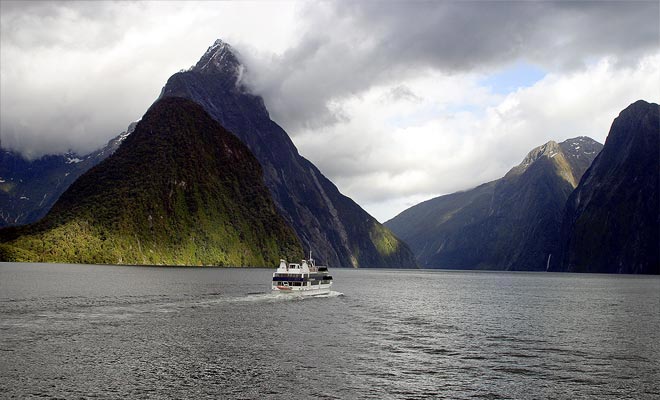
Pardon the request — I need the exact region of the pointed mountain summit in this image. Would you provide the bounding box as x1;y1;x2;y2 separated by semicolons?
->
506;137;601;187
192;39;243;76
0;97;302;265
554;100;659;274
385;136;603;270
557;136;603;177
160;39;415;268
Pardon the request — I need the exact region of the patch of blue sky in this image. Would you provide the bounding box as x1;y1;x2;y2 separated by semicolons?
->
479;61;547;95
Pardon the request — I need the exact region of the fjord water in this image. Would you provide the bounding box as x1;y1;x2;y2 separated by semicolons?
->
1;264;658;399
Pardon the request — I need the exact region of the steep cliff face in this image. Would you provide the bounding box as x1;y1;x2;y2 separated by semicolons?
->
159;40;415;268
554;100;659;274
0;97;302;266
386;137;603;270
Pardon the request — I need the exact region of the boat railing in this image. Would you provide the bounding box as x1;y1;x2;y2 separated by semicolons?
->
281;259;328;273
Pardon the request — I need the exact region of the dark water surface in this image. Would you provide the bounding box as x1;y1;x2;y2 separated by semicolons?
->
1;263;658;399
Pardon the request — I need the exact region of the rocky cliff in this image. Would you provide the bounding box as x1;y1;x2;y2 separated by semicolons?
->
553;100;659;274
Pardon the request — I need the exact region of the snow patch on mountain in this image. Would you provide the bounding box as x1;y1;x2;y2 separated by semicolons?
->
66;157;83;164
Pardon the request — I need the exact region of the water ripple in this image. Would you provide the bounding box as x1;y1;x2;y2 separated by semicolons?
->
1;265;659;399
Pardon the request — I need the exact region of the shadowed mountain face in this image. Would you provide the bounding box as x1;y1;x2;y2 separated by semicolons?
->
385;137;603;270
553;100;659;274
159;40;416;268
0;128;133;227
0;97;302;266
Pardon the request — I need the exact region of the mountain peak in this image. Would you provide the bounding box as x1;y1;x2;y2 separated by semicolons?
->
206;39;233;58
607;100;658;147
530;140;560;157
159;40;417;268
510;140;561;175
508;136;602;179
626;99;653;112
558;136;602;160
191;39;243;77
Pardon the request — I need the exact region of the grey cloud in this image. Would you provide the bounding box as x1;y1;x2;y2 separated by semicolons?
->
0;1;129;50
244;1;659;133
339;1;658;70
1;0;657;161
0;1;199;158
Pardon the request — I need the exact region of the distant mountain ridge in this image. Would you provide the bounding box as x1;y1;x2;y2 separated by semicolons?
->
0;97;302;265
385;136;603;270
0;123;135;227
159;39;416;268
553;100;659;274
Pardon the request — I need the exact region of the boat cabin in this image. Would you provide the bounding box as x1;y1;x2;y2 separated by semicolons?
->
272;258;333;291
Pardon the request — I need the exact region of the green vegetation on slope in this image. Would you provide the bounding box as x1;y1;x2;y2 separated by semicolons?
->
369;222;401;258
0;97;302;266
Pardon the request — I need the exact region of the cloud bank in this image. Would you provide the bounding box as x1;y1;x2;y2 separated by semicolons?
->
244;1;659;132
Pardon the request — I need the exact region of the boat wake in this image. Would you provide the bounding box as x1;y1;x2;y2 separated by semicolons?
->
234;290;344;303
1;291;346;328
151;290;345;310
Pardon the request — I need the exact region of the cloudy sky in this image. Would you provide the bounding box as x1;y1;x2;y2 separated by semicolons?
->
1;1;658;222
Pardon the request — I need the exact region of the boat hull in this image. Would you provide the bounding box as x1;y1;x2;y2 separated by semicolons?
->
272;284;332;296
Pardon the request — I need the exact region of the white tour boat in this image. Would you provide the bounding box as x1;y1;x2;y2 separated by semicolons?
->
272;254;333;296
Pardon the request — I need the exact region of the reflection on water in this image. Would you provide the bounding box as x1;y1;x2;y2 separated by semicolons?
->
1;263;658;399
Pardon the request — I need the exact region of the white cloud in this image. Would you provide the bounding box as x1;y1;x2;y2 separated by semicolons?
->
245;0;659;136
0;1;301;158
289;55;660;222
